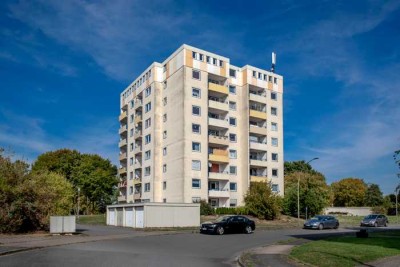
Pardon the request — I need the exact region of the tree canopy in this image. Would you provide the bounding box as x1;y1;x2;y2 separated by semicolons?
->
331;178;367;207
364;183;384;207
244;182;281;220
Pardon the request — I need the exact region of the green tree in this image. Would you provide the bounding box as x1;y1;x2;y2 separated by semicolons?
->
244;182;281;220
282;171;330;217
284;161;322;175
0;148;73;233
364;183;383;207
331;178;367;207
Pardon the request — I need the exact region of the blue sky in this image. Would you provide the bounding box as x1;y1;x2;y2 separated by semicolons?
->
1;0;399;194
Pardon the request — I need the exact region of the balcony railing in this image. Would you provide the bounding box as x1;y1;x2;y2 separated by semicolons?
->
250;175;268;183
249;142;268;151
119;139;127;147
208;189;230;198
249;125;267;135
119;111;127;121
249;109;267;120
208;117;229;129
208;82;228;95
208;172;230;181
119;125;127;135
249;159;268;167
118;180;127;188
249;92;267;103
208;99;229;112
209;149;229;163
208;135;229;146
119;167;127;175
134;192;142;199
119;152;127;161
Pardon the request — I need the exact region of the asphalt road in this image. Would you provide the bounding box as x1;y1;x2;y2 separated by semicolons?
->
0;226;397;267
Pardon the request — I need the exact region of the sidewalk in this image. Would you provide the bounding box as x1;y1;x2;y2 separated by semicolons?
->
0;224;172;256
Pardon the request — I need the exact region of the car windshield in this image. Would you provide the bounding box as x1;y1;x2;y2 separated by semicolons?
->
310;216;325;221
365;215;378;219
215;216;231;222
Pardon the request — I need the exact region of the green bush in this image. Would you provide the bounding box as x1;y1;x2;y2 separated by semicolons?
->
200;200;214;215
371;206;386;214
215;207;249;215
244;182;282;220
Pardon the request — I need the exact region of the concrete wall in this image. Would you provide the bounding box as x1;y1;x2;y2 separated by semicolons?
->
324;207;373;216
107;203;200;228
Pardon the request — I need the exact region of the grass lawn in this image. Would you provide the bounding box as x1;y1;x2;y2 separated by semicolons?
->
335;215;398;227
77;214;106;225
290;230;400;267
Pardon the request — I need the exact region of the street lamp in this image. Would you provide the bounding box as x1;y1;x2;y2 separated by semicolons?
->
396;186;399;224
298;157;319;220
77;187;80;220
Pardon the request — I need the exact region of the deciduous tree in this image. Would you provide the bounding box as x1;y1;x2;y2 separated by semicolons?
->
331;178;367;207
244;182;282;220
364;183;383;207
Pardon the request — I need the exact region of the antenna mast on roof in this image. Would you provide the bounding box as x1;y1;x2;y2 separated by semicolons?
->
271;52;276;73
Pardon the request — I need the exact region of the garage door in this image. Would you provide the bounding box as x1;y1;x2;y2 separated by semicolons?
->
135;207;144;228
109;209;115;225
117;208;124;226
125;208;134;227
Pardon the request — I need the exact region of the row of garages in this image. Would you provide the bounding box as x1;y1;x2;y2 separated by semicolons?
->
107;203;200;228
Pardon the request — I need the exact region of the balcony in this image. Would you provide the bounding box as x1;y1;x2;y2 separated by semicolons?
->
208;117;229;129
134;161;142;169
134;178;142;185
134;130;142;139
118;180;127;188
249;125;267;135
208;189;230;198
208;99;229;112
119;139;127;148
119;111;127;122
208;172;230;181
119;126;127;135
250;159;268;168
134;192;142;200
135;99;143;109
134;115;142;124
249;141;268;151
208;135;229;146
134;146;142;154
119;152;127;161
208;82;228;95
250;175;269;183
119;167;127;175
209;149;229;163
249;109;267;120
249;93;267;103
118;195;127;202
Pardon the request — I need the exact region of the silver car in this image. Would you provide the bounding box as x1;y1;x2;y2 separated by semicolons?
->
304;215;339;230
360;214;388;227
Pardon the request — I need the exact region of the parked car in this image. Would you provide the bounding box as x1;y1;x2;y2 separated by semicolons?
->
303;215;339;230
200;215;255;235
360;214;388;227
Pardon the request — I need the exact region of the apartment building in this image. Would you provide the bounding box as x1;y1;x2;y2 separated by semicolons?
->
118;44;284;207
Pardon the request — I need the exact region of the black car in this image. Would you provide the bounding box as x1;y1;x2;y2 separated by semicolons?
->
303;215;339;230
200;215;255;235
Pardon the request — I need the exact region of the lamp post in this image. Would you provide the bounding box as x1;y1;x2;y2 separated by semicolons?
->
297;157;319;220
396;186;399;224
77;187;80;220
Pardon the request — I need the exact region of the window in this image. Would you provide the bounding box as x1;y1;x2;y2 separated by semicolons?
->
258;73;262;79
192;160;201;171
163;64;167;73
145;150;151;160
130;128;134;137
229;150;237;159
163;181;167;190
230;199;237;207
130;100;134;108
192;179;201;188
163;131;167;139
163;147;167;156
163;81;167;89
271;107;277;116
199;53;204;61
229;69;236;78
192;123;200;134
269;76;272;82
272;153;278;161
145;134;151;144
192;88;201;98
271;137;278;147
213;58;217;65
271;92;277;100
163;114;167;122
230;182;237;191
163;97;167;106
229;133;237;142
129;157;134;166
145;118;151;129
192;142;201;152
163;164;167;173
129;172;133;180
145;102;151;113
206;56;210;63
263;74;267;81
219;60;223;67
145;87;151;97
144;183;150;192
192;69;200;80
130;143;134;151
192;51;197;59
129;186;133;195
252;71;256;77
130;114;134;123
230;166;237;175
271;122;278;131
229;101;236;110
192;105;201;116
229;117;237;126
272;169;278;177
274;77;277;84
272;184;279;192
192;197;201;203
145;167;151;176
229;85;236;94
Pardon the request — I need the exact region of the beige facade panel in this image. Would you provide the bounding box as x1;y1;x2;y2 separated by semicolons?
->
249;93;267;103
249;125;267;135
208;190;230;198
208;135;229;146
208;82;228;95
208;172;230;181
250;159;268;168
208;117;229;129
249;109;267;120
249;142;268;151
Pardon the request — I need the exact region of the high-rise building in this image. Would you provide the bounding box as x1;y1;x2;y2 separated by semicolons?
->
118;44;284;207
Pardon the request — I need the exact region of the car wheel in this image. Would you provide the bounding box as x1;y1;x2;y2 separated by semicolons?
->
245;225;252;234
334;223;339;229
374;222;378;227
318;224;324;230
216;226;224;235
384;222;388;227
